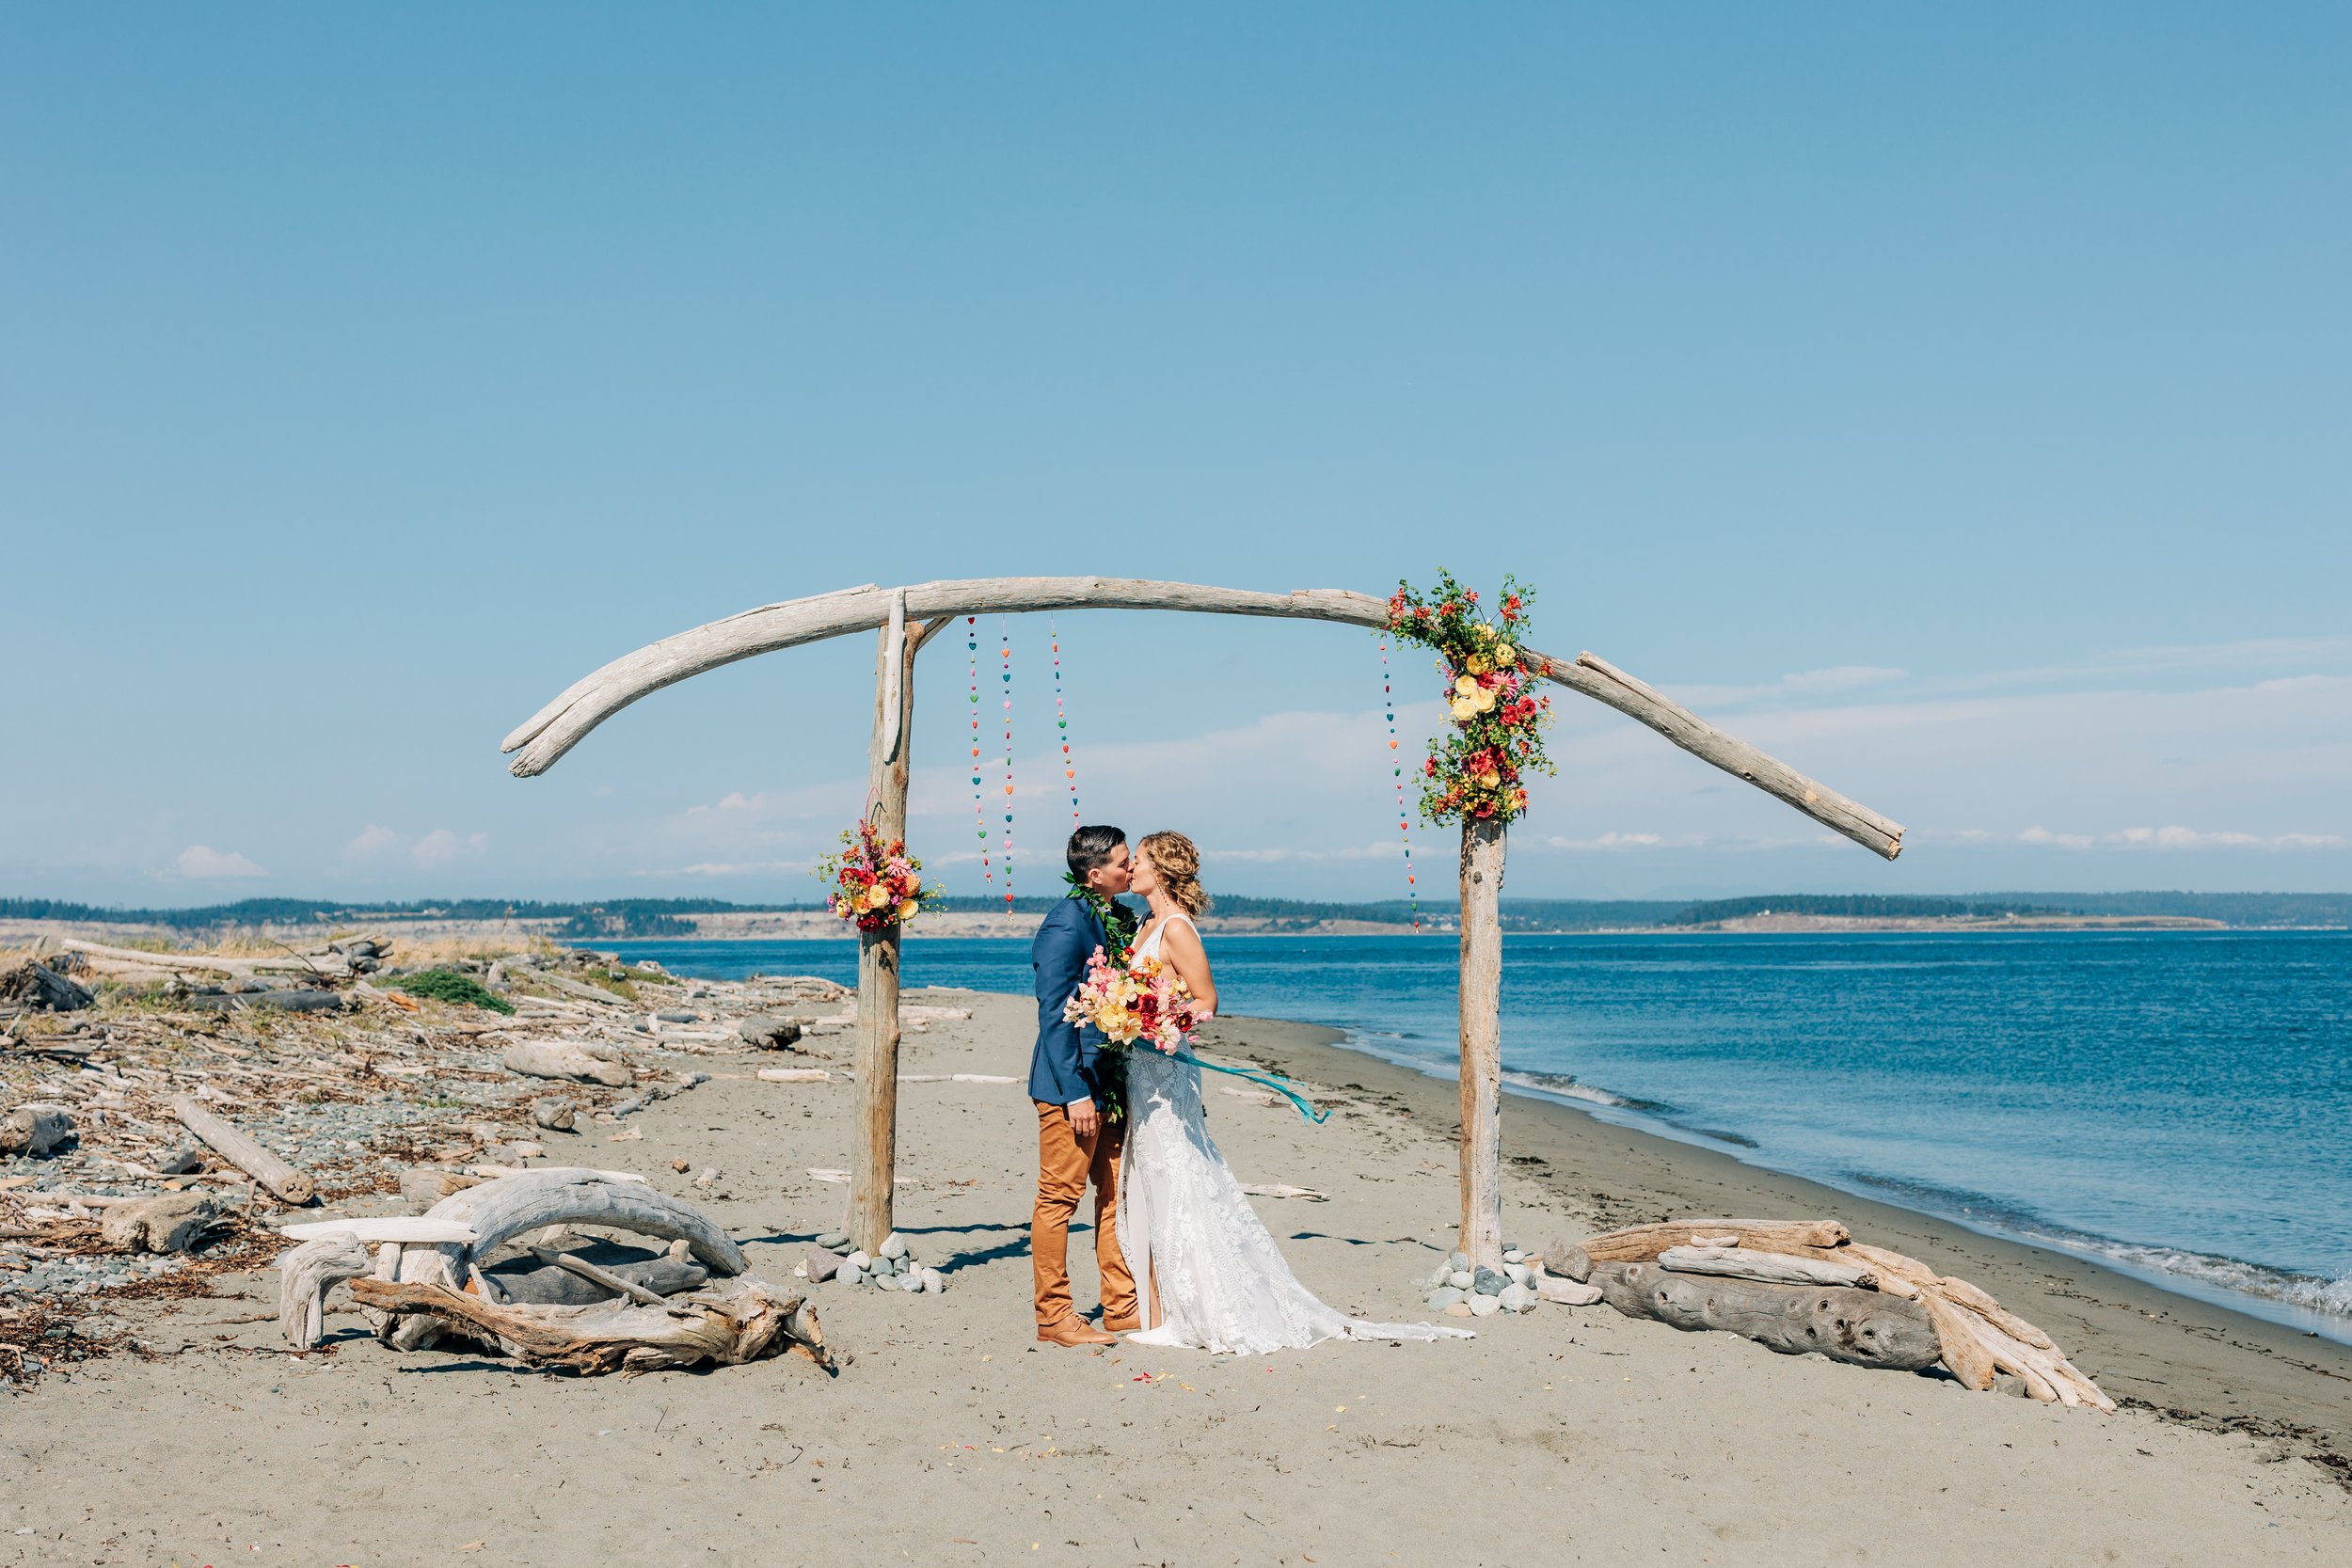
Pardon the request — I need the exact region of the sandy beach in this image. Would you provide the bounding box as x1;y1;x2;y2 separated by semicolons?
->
5;986;2345;1567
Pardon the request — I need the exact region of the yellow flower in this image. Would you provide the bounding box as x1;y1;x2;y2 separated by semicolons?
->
1473;686;1501;713
1450;697;1479;721
1495;643;1516;662
903;874;921;895
1464;656;1490;675
1454;675;1479;697
1475;767;1502;787
862;884;890;911
1474;624;1496;640
897;899;919;922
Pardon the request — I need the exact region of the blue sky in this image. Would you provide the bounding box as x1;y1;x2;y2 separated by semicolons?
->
4;6;2346;906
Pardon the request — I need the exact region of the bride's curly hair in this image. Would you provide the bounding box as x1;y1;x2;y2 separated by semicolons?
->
1137;831;1212;916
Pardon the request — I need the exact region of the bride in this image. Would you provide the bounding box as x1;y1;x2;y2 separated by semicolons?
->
1116;831;1472;1353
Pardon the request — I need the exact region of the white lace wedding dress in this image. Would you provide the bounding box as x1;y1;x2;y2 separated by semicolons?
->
1117;912;1473;1353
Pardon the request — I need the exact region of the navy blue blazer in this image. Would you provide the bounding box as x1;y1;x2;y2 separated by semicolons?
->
1029;895;1114;1106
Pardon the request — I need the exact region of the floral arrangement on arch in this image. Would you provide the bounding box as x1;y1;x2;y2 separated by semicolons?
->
815;820;941;932
1386;570;1557;824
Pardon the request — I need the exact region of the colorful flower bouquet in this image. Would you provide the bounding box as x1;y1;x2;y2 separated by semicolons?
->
1386;570;1556;825
1062;945;1201;1055
815;820;941;932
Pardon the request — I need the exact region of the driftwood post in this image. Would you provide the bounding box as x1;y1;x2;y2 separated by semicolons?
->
849;609;950;1255
1457;817;1506;1270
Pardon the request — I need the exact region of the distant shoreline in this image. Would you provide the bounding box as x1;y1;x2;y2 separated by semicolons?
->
13;911;2348;949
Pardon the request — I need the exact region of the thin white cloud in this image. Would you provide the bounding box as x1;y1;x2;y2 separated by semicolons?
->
343;824;400;859
172;845;267;879
412;830;490;868
1671;666;1910;709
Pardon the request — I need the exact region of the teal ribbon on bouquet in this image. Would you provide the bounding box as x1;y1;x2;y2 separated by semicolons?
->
1172;1051;1330;1124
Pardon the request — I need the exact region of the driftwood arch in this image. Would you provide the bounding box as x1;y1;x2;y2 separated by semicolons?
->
506;578;1903;1269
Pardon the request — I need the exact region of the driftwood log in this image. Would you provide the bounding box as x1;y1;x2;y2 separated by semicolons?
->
1593;1260;1942;1370
171;1096;314;1204
349;1275;826;1375
279;1234;373;1348
99;1191;224;1254
502;1040;634;1087
1658;1244;1881;1291
483;1250;709;1307
1580;1216;2114;1412
1581;1218;1850;1263
0;960;94;1013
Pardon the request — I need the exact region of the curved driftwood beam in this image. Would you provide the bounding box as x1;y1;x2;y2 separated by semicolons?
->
500;577;1903;858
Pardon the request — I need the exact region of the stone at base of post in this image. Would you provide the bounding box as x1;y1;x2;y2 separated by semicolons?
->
1457;815;1506;1272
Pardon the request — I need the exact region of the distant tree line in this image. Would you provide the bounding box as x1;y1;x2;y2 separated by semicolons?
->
6;889;2344;933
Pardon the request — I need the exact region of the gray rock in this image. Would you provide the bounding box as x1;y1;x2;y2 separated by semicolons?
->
843;1250;872;1275
920;1269;944;1293
815;1231;849;1250
1537;1276;1604;1307
1503;1262;1534;1288
738;1014;803;1051
837;1265;864;1287
98;1192;221;1254
0;1104;74;1160
1545;1238;1596;1283
1497;1282;1534;1314
1471;1266;1508;1296
1447;1270;1474;1291
804;1248;844;1284
531;1098;577;1132
1426;1261;1453;1288
1425;1287;1466;1310
878;1233;909;1261
900;1272;925;1292
1467;1292;1503;1318
1447;1250;1470;1273
1502;1249;1525;1265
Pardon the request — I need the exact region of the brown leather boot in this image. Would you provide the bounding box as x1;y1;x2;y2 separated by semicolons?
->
1037;1318;1117;1347
1101;1315;1141;1333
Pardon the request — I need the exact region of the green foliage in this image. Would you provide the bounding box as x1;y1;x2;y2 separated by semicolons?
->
388;968;516;1014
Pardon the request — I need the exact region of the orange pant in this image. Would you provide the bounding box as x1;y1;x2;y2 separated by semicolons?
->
1032;1099;1137;1329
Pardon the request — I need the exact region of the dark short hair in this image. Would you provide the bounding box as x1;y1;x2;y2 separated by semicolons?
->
1066;825;1126;881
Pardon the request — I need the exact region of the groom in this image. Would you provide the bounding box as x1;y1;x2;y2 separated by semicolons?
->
1028;824;1142;1346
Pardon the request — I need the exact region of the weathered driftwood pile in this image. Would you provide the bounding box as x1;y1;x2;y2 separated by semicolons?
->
2;929;864;1380
278;1167;828;1375
1547;1217;2113;1411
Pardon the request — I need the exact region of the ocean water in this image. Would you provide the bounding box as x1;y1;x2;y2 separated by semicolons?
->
609;928;2352;1344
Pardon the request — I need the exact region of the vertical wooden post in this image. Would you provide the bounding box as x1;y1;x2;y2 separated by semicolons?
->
1457;815;1506;1271
848;609;945;1256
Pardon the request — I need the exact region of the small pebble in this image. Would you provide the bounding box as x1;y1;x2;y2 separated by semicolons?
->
1471;1266;1507;1296
1497;1282;1534;1314
1502;1249;1525;1265
1447;1270;1474;1291
878;1233;909;1260
1503;1262;1534;1288
816;1232;850;1250
900;1272;924;1292
844;1251;872;1274
921;1269;944;1293
1467;1293;1503;1318
1425;1287;1465;1310
1443;1301;1474;1318
1447;1251;1470;1273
